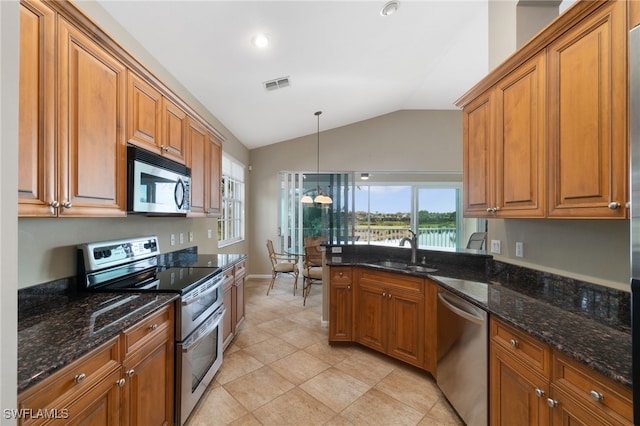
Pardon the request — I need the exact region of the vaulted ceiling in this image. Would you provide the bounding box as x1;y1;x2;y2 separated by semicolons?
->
95;1;490;149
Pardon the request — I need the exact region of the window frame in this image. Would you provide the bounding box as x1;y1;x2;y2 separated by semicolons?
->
218;154;245;248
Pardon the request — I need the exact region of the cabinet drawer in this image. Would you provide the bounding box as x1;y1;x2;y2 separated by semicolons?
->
330;267;352;284
359;269;424;295
490;318;550;377
223;267;234;292
18;337;120;414
552;352;632;423
234;261;246;279
122;305;172;357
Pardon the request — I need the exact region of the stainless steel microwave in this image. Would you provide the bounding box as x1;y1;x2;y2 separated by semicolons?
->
127;146;191;215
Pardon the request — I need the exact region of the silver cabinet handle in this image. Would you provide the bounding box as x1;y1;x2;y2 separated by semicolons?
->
388;293;392;299
608;202;621;209
546;398;558;408
116;378;126;387
149;323;158;331
74;373;86;383
49;200;60;208
382;292;386;297
62;201;72;209
347;285;351;290
534;388;545;398
486;208;493;213
126;369;135;377
510;338;519;348
590;390;604;402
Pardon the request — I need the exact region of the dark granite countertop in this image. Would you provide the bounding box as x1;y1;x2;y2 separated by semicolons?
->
325;244;632;389
17;249;248;394
18;288;178;393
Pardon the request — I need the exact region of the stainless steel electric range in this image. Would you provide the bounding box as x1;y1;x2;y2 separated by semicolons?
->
77;235;225;425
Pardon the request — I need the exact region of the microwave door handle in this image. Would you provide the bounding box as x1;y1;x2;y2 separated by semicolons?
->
174;178;184;209
181;308;225;353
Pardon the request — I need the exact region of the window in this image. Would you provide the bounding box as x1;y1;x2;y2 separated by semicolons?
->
218;154;245;247
354;176;468;250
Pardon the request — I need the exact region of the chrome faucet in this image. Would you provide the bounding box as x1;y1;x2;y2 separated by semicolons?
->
399;229;418;265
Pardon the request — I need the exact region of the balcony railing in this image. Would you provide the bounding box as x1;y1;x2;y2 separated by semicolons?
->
353;226;457;248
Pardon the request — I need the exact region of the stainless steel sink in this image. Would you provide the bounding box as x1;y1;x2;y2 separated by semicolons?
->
407;265;438;273
372;260;408;269
370;260;437;273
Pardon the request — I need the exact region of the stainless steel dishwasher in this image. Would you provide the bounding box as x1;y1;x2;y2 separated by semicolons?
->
437;287;488;426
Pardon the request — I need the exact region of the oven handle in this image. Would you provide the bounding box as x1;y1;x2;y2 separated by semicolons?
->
182;276;223;306
182;307;225;354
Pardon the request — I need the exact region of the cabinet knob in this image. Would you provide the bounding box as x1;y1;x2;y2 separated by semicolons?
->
534;388;545;398
74;373;86;384
546;398;558;408
49;200;60;208
608;202;621;210
589;390;604;402
486;208;493;213
339;272;343;277
126;369;135;377
347;285;351;290
509;338;519;348
388;293;392;299
382;292;386;297
149;323;158;331
116;378;126;387
62;201;72;209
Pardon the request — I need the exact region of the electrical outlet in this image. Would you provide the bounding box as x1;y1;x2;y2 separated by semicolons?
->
490;239;501;254
170;234;176;246
179;233;184;244
332;247;342;254
189;232;194;243
515;242;524;258
207;229;213;239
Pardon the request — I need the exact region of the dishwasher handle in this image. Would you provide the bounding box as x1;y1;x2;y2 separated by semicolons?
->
438;291;485;325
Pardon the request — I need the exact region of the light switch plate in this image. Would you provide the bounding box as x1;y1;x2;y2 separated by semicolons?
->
332;247;342;253
515;242;524;257
490;239;501;254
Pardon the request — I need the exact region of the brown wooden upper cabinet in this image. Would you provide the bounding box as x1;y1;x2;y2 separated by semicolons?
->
19;0;127;218
127;73;188;165
457;0;628;220
19;0;224;218
547;0;627;218
207;132;223;216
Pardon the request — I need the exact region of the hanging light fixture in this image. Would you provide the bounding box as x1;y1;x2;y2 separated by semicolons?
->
302;111;332;204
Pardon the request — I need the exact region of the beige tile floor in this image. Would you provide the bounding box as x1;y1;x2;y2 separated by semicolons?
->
186;276;464;426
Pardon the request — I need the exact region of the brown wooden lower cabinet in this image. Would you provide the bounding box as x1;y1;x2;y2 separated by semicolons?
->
222;260;247;350
490;317;632;426
329;266;436;374
17;303;175;426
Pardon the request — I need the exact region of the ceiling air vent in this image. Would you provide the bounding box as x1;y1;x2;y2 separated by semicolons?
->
263;76;290;91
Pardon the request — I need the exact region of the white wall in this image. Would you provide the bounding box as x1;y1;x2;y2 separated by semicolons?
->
2;0;19;420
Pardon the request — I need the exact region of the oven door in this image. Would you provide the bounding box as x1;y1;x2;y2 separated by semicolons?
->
176;306;225;426
179;273;224;339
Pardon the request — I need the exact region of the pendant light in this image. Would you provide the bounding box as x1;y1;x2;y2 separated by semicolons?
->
302;111;332;204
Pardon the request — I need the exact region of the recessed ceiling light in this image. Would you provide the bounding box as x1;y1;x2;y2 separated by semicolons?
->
380;1;399;16
252;33;270;48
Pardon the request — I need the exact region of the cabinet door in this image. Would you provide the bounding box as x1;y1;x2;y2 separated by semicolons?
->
463;89;495;217
490;345;550;426
495;52;546;217
127;72;162;151
547;1;627;218
329;267;353;342
234;261;246;330
58;18;126;217
387;290;424;367
222;269;234;349
64;368;122;426
207;132;223;216
550;385;628;426
355;280;386;353
18;0;56;217
187;118;207;216
161;98;187;164
122;338;174;426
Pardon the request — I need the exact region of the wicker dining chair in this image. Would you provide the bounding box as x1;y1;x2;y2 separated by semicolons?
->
266;239;299;295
